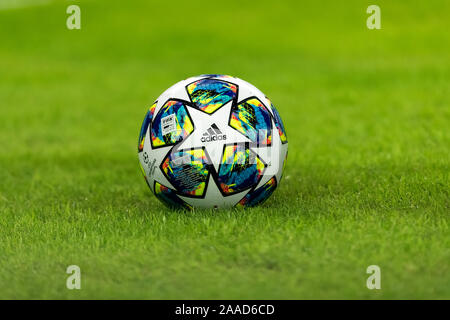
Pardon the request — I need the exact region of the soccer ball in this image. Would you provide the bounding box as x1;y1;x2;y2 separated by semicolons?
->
138;75;288;209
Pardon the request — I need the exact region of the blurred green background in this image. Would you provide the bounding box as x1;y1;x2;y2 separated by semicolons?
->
0;0;448;299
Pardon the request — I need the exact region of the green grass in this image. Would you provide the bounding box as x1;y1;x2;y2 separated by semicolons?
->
0;0;448;299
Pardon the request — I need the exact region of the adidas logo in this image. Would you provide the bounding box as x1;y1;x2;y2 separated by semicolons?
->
201;123;227;143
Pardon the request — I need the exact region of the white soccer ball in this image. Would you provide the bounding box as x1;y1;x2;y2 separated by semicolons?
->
138;75;288;209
